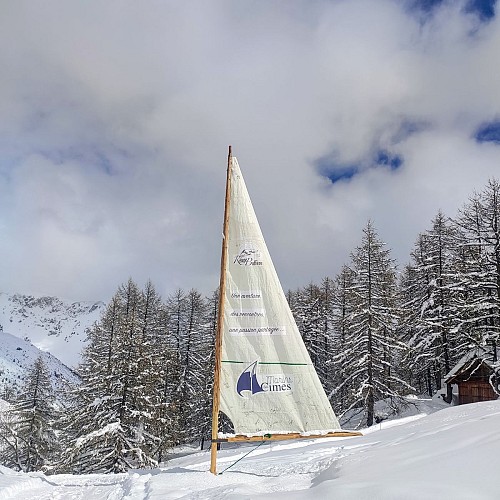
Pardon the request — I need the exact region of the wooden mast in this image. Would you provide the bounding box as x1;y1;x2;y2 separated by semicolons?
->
210;145;232;475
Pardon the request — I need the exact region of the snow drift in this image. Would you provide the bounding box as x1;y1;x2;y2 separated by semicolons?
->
0;400;498;499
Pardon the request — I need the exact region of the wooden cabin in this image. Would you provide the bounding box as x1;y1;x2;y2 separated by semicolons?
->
444;350;499;405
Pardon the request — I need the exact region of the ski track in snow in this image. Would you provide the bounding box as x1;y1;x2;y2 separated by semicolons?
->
0;472;128;500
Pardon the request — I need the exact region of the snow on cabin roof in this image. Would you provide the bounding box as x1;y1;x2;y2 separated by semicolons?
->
444;346;499;383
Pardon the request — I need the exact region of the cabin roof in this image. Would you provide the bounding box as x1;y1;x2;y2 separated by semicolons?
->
444;346;499;384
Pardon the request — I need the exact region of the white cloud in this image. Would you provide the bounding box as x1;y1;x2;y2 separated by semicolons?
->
1;0;500;301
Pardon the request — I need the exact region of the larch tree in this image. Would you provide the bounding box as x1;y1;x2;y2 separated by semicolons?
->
135;280;172;462
62;279;157;473
404;212;460;402
399;255;432;396
181;289;212;443
0;356;57;472
453;179;500;361
164;288;214;445
294;283;328;385
328;264;356;415
318;276;336;394
341;221;410;427
198;289;218;448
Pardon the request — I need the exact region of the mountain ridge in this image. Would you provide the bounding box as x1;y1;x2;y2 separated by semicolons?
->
0;330;80;399
0;292;105;368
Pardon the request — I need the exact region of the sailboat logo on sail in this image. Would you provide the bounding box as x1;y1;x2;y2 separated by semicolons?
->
236;360;293;397
237;361;264;397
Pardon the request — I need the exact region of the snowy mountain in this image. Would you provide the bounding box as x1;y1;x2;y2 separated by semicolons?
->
0;330;79;398
0;399;498;499
0;292;105;368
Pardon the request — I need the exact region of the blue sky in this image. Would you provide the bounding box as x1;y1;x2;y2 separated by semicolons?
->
2;0;500;301
316;149;403;184
410;0;495;19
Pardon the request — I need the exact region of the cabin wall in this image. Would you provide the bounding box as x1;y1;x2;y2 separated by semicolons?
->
458;380;497;405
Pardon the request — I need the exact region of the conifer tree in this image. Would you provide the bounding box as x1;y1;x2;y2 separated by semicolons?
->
165;289;212;444
328;265;356;414
294;283;325;381
0;356;57;472
399;258;432;395
147;300;182;463
62;279;157;473
198;289;217;447
402;212;460;401
294;278;336;391
319;276;336;392
454;179;500;361
135;280;171;461
341;221;410;427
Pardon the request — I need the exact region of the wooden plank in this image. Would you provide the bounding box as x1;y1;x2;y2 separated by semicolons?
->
224;431;362;442
210;146;233;475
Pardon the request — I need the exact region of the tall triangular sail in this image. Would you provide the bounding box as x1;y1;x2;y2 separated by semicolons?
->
216;154;341;437
210;150;359;474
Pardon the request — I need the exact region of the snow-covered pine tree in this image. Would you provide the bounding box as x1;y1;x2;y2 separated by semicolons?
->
135;280;172;461
403;212;460;401
328;264;356;415
62;279;157;473
453;179;500;362
341;221;410;427
165;289;212;444
286;288;301;331
57;294;118;472
319;277;336;393
0;356;57;472
294;283;328;385
399;256;431;395
400;233;440;396
164;289;188;443
198;289;217;448
147;299;182;463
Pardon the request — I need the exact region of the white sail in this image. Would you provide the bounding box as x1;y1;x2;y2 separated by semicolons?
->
218;157;340;437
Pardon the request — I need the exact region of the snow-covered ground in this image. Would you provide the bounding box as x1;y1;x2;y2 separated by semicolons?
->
1;399;498;499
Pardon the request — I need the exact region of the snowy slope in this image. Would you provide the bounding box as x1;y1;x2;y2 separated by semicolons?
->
0;397;10;412
0;292;105;368
0;331;79;397
0;400;499;499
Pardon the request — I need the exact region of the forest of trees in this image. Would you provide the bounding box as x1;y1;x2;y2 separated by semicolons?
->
1;179;500;473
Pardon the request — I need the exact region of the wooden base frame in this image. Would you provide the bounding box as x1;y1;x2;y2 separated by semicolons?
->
210;431;362;474
215;431;362;444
